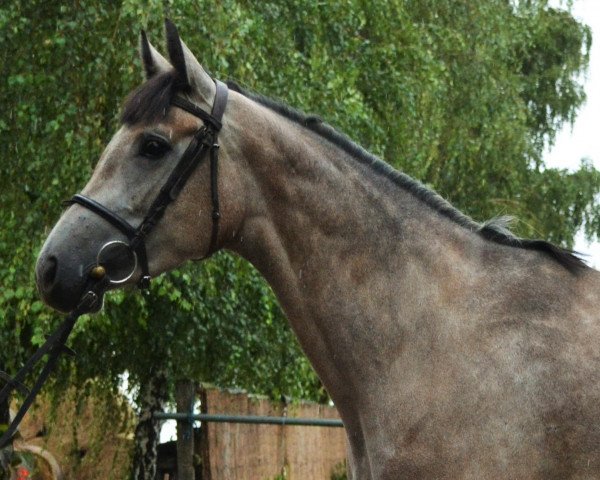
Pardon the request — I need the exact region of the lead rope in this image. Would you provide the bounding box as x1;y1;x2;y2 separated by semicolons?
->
0;278;108;449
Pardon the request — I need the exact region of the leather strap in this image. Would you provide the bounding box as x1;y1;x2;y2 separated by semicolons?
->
67;79;228;288
211;80;229;124
170;96;222;131
68;194;137;239
67;194;151;282
0;280;107;448
208;144;221;254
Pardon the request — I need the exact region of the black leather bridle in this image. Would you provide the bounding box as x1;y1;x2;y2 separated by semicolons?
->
68;79;229;288
0;79;228;449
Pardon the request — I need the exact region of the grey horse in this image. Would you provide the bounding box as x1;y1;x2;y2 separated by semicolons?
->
36;23;600;479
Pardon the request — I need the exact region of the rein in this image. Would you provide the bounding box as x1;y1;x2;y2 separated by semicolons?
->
0;80;228;449
0;280;106;449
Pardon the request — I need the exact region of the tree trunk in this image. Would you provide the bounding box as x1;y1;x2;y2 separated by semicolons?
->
176;380;196;480
131;370;167;480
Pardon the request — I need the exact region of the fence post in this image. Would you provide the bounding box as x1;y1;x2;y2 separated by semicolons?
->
176;379;196;480
199;386;212;480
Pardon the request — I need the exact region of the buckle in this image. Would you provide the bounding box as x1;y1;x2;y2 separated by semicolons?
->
79;290;99;310
138;275;152;290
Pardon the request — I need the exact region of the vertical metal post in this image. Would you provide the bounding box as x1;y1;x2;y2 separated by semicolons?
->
176;380;196;480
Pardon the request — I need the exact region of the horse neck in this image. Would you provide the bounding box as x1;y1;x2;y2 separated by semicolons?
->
226;94;482;401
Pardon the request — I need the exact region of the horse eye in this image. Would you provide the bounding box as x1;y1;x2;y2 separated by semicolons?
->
140;137;170;159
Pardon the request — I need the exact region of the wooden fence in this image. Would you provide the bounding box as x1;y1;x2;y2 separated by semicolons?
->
164;385;348;480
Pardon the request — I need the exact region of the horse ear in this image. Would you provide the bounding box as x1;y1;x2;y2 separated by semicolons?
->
140;30;171;79
164;19;215;102
165;19;190;89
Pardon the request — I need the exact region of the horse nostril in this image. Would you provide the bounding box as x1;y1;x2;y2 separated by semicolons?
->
41;256;58;288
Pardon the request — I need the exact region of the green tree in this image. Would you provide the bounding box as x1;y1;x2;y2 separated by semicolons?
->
1;1;598;478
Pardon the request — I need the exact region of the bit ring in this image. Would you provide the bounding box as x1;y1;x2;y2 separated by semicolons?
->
96;240;138;285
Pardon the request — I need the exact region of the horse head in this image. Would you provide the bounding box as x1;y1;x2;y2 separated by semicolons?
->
36;21;245;312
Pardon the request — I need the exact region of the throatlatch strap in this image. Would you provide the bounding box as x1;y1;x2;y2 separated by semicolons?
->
208;144;221;254
171;79;228;257
211;80;229;124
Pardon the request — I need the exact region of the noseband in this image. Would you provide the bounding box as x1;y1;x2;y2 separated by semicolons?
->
0;80;228;449
68;79;229;288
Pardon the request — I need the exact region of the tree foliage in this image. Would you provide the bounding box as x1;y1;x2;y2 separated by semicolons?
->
1;0;598;461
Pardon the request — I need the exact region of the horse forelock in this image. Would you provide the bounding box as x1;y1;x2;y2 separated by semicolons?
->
121;70;178;125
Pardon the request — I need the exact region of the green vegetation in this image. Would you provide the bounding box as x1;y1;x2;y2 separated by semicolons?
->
331;460;348;480
1;0;598;477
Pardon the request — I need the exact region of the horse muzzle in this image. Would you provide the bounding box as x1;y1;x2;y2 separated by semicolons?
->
36;238;138;312
36;251;95;312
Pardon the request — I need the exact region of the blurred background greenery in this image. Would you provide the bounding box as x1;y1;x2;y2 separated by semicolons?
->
1;0;598;476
